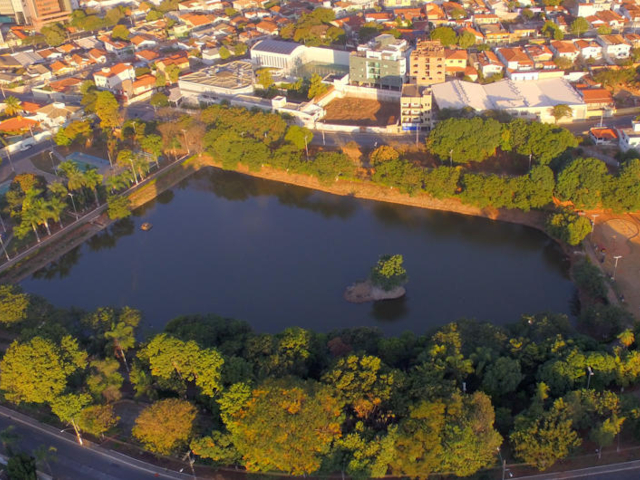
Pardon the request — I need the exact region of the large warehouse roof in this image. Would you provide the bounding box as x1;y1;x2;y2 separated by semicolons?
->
432;78;585;112
251;39;305;56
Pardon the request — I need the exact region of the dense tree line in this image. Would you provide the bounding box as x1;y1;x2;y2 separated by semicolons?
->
0;287;639;477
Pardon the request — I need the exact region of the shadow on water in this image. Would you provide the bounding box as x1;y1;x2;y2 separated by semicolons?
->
370;295;409;322
32;246;83;280
86;218;136;252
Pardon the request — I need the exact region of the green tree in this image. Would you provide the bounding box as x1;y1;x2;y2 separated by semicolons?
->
597;25;612;35
573;261;607;299
95;91;120;133
0;285;29;325
307;73;328;99
511;401;581;470
86;359;124;403
155;71;166;88
427;117;503;163
256;68;273;89
570;17;590;37
141;334;224;397
219;46;231;60
40;23;66;46
150;92;169;110
369;145;400;165
132;399;197;455
0;336;87;405
284;125;313;151
82;168;103;206
107;195;131;220
602;158;640;212
546;211;592;245
457;31;476;49
556;157;609;209
550;104;573;123
223;379;343;475
111;24;130;41
78;404;119;437
542;21;564;40
300;151;356;184
482;357;523;397
6;452;37;480
234;43;247;56
370;254;408;291
165;64;181;83
191;431;240;465
430;27;457;47
50;393;91;444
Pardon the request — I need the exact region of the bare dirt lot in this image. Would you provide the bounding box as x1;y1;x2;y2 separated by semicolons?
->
590;212;640;317
323;97;400;126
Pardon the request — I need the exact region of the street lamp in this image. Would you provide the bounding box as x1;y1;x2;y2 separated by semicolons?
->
304;135;309;160
590;214;599;243
68;192;78;219
449;149;453;167
48;151;57;175
5;149;14;173
612;255;622;281
181;129;190;155
587;366;594;389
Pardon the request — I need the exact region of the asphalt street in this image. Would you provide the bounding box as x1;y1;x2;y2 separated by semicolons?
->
0;406;191;480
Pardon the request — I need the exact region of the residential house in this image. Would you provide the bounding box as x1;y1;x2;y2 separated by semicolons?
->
88;48;108;63
131;74;157;96
256;19;279;35
497;46;534;70
155;53;190;74
130;34;158;50
578;86;615;117
597;34;631;62
93;63;136;91
101;36;133;56
444;48;468;76
33;102;82;129
136;50;160;65
550;40;579;62
524;44;553;68
479;23;510;44
475;49;503;77
589;127;618;145
574;39;603;59
617;120;640;151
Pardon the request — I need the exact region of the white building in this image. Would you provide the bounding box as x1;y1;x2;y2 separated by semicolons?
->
617;121;640;151
250;39;306;73
431;78;587;123
597;34;631;63
93;63;136;91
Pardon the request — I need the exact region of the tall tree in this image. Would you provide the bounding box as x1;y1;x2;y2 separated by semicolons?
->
4;96;22;116
0;336;87;405
95;91;120;133
0;285;29;325
132;399;197;455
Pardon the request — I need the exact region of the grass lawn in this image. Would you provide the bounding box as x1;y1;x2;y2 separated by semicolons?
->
31;151;60;175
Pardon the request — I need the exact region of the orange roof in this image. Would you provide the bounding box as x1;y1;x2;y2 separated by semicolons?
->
133;74;156;89
21;101;41;113
445;48;468;60
136;50;159;61
50;60;68;72
589;127;617;140
48;77;82;92
0;116;38;132
579;87;613;104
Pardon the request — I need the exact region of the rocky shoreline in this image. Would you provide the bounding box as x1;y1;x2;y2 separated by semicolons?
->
344;280;406;303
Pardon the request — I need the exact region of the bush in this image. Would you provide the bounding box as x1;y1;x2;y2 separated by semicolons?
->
370;254;408;291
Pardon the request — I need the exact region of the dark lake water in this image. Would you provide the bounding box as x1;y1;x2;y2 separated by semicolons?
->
21;168;576;336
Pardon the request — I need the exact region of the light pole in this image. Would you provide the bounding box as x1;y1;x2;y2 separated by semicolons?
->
587;366;594;389
449;149;453;167
68;192;78;219
304;135;309;160
0;213;6;233
129;157;139;185
612;255;622;281
5;149;14;173
0;234;10;262
49;151;57;175
181;129;190;155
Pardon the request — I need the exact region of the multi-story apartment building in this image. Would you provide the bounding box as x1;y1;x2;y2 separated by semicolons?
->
349;34;409;90
400;83;432;132
408;39;445;86
23;0;72;30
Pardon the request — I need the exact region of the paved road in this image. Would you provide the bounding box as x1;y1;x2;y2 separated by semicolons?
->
519;458;640;479
0;406;192;480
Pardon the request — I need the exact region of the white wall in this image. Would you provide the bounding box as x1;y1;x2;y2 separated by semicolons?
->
304;47;351;66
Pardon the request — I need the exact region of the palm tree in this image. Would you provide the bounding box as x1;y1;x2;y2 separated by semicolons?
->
105;321;135;372
117;150;138;185
106;173;129;193
618;329;635;349
33;198;53;236
83;168;103;206
47;181;68;199
48;195;66;229
4;96;22;116
58;161;85;192
21;207;41;243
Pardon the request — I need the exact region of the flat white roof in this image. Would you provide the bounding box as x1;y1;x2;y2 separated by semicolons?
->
432;78;585;111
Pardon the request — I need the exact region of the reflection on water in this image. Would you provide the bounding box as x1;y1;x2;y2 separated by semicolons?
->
22;168;575;335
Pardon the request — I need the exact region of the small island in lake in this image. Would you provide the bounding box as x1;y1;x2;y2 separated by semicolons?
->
345;254;408;303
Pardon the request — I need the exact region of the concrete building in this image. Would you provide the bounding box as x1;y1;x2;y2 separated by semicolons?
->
178;61;255;103
349;34;409;90
617;121;640;152
409;39;445;86
400;84;432;132
250;39;306;74
22;0;72;30
431;78;587;123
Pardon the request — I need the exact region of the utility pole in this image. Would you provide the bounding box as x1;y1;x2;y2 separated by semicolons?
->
587;366;594;389
68;192;78;219
449;148;453;167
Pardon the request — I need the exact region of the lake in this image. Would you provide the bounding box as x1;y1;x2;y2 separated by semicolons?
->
21;168;576;336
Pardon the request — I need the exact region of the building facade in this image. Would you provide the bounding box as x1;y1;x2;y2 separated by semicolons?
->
349;34;409;90
409;39;445;86
400;84;432;131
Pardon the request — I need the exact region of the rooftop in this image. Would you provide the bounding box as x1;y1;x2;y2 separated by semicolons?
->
251;39;304;55
180;61;253;90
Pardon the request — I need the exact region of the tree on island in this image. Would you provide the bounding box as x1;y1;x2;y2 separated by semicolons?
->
370;255;408;291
